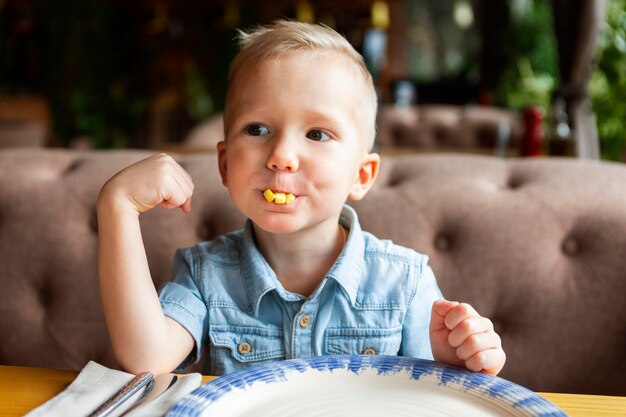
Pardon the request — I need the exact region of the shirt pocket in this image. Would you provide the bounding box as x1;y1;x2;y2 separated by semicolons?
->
325;326;403;356
209;324;285;374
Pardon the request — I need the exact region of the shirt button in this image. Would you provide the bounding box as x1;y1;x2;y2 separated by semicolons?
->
299;314;311;329
237;341;252;354
362;348;377;355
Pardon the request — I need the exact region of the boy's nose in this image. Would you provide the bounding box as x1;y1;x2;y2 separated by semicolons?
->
266;137;299;172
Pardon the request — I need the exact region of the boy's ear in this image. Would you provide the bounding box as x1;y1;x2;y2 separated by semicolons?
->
217;141;228;186
348;152;380;201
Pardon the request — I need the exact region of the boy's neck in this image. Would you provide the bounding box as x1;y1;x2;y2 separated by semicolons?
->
253;223;348;297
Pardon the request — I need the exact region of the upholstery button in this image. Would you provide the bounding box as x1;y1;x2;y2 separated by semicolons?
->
362;348;377;355
562;238;579;256
435;234;451;251
237;341;252;354
507;176;523;189
299;314;311;329
197;224;210;241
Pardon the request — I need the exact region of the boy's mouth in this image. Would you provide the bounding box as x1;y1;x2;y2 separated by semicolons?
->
263;188;296;205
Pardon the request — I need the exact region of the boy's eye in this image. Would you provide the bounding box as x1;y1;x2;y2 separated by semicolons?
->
245;124;270;136
306;130;330;142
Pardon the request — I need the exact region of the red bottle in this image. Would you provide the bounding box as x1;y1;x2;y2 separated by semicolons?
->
521;107;544;157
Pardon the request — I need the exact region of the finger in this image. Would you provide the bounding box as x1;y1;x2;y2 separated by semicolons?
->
170;170;194;200
161;198;192;212
158;180;192;209
430;300;459;332
171;159;195;192
448;317;495;348
153;153;194;192
454;331;502;361
180;197;192;213
464;348;506;374
162;153;194;192
444;303;480;331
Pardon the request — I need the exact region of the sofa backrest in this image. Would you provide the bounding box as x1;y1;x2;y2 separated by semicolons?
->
376;104;524;154
1;148;624;396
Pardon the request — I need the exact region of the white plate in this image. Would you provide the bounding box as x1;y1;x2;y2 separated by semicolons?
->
167;355;566;417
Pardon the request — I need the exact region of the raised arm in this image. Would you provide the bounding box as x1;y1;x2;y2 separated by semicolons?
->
97;153;195;374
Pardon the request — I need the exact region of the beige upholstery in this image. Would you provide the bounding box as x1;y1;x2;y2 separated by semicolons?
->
1;148;625;396
0;120;46;148
376;104;524;153
183;114;224;151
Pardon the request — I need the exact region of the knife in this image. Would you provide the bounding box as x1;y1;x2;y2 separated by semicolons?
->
119;373;178;416
87;371;154;417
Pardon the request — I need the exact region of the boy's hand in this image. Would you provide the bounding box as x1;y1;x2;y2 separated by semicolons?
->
99;153;194;215
429;299;506;375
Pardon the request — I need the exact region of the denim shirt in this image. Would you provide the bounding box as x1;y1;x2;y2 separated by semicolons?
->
159;205;443;375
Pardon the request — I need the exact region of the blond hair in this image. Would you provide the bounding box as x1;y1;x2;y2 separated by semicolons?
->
225;20;378;148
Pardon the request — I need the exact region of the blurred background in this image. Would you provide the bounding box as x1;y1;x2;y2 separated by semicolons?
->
0;0;624;160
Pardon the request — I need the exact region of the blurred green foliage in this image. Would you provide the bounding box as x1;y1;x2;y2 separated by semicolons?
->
184;62;214;123
493;0;557;112
0;0;217;148
590;0;626;161
494;0;626;161
1;0;147;148
2;1;623;156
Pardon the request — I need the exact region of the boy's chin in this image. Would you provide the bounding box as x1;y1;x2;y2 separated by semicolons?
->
251;217;302;236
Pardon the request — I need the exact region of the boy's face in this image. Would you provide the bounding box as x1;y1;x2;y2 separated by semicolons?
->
218;52;379;236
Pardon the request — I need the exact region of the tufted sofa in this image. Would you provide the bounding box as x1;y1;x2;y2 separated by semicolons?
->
1;148;625;396
375;104;524;154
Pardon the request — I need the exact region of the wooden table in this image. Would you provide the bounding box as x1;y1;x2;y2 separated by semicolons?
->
1;365;625;416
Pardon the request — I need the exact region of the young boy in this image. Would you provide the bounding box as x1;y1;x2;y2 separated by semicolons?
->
98;20;505;376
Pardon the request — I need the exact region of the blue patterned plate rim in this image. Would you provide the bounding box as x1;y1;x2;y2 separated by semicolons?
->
167;354;567;417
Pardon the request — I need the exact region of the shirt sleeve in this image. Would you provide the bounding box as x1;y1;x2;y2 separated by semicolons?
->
158;248;208;371
400;256;443;360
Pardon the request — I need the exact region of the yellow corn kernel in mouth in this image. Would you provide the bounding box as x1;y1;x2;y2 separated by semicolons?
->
263;189;275;202
263;189;295;205
274;193;287;204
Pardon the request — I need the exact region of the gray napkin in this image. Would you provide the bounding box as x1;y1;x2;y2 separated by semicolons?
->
25;361;202;417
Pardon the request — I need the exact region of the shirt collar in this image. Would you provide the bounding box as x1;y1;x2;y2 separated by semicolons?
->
240;221;286;317
240;204;364;316
324;205;364;307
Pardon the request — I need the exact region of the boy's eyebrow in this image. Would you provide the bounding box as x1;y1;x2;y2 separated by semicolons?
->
301;108;345;126
229;104;350;130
